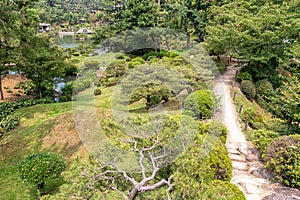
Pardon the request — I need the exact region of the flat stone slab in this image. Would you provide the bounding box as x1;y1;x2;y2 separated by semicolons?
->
245;183;259;194
230;154;246;162
232;161;248;171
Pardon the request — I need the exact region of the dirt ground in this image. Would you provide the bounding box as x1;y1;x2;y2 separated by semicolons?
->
42;114;89;159
0;74;27;102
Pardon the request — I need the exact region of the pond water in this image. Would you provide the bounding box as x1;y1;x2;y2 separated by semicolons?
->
53;35;84;48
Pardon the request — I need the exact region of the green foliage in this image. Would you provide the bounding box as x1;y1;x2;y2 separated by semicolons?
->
115;53;125;59
182;110;196;118
199;180;246;200
100;59;126;86
0;114;20;133
60;82;73;102
0;98;55;135
236;71;253;83
264;135;300;188
72;51;80;56
128;57;145;68
256;79;274;97
18;152;66;189
82;60;101;72
205;0;300;70
247;129;280;158
174;136;232;198
184;90;216;120
63;64;78;76
94;87;102;96
270;77;300;128
149;57;159;65
241;80;256;99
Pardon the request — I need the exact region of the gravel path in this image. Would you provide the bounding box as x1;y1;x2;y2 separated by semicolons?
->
213;66;300;200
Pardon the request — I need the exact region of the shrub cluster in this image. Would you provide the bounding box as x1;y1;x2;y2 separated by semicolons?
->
241;80;256;99
18;152;66;189
264;135;300;188
128;57;145;68
184;90;216;120
0;98;55;135
236;71;253;83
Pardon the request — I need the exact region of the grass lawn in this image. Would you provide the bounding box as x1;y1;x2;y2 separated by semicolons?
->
0;102;88;199
0;82;183;199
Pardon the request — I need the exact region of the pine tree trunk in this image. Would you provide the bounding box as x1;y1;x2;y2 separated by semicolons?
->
0;69;3;100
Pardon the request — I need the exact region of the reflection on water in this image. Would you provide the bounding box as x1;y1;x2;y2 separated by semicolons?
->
53;35;83;48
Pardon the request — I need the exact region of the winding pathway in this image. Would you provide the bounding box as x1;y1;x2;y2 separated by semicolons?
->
213;66;300;200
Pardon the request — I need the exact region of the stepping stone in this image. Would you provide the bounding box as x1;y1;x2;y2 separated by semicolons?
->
246;153;259;161
230;154;246;162
237;147;248;155
232;161;248;171
227;147;240;155
245;183;259;194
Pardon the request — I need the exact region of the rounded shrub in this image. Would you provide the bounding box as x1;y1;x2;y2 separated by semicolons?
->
115;53;125;59
236;71;253;83
184;90;216;120
247;129;279;157
72;51;80;56
128;57;145;68
241;80;256;99
176;136;232;183
149;57;159;65
182;110;196;118
200;180;246;200
94;87;102;96
128;60;143;68
256;79;274;97
264;135;300;188
18;152;66;189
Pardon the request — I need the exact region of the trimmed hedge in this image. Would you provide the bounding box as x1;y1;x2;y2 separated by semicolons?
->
200;180;246;200
241;80;256;99
18;152;66;189
184;90;216;120
264;135;300;188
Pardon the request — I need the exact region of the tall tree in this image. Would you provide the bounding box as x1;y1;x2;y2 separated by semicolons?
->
20;35;66;99
205;0;300;68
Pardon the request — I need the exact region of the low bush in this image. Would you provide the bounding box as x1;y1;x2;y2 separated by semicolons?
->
241;80;256;99
256;79;274;97
184;90;216;120
182;110;196;118
18;152;66;189
0;98;55;134
175;136;232;183
115;53;125;59
149;58;159;65
72;52;80;56
264;135;300;188
64;64;78;76
247;129;279;158
236;71;253;82
128;57;145;68
94;88;102;96
0;114;20;133
200;180;246;200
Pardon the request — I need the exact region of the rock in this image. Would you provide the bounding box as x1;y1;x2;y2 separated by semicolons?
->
237;146;248;155
251;169;261;177
248;161;263;169
230;154;246;162
245;183;259;194
246;153;259;161
232;161;248;171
